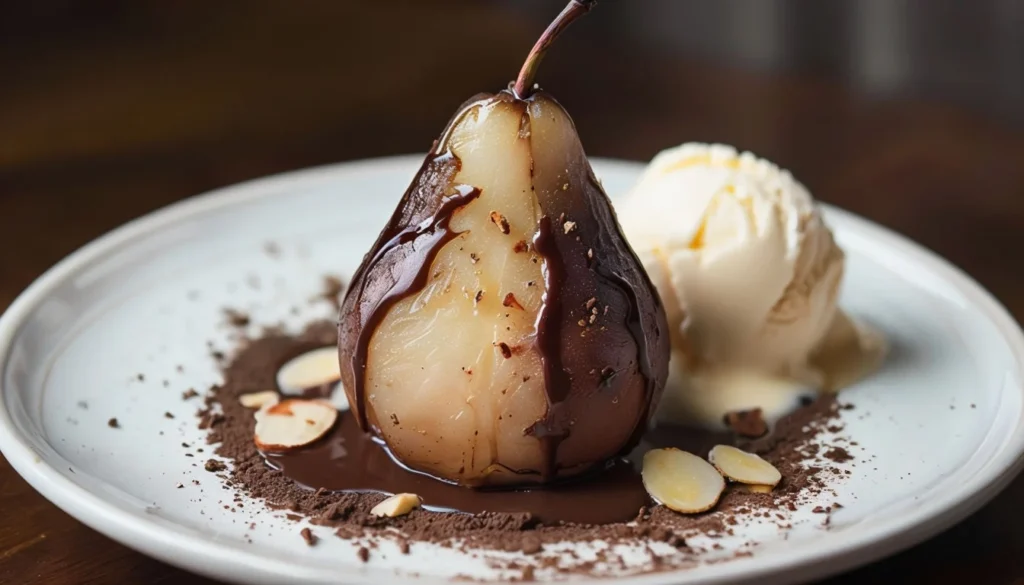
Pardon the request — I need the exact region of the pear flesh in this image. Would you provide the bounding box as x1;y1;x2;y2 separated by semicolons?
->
339;91;669;487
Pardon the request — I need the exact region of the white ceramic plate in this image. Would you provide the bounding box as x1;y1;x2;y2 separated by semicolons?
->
2;156;1023;585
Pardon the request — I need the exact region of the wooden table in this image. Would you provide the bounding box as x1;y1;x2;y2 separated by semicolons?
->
2;2;1023;583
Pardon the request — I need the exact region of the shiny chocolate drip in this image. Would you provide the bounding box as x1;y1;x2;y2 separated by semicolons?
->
338;90;670;488
519;92;668;481
264;411;649;525
528;215;570;481
348;170;480;431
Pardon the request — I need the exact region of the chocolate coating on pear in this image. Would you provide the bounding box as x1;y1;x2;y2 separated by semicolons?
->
342;151;478;430
338;90;669;486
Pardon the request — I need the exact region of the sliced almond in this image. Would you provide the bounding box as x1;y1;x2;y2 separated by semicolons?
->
370;493;422;518
642;448;725;514
708;445;782;487
239;391;280;409
276;347;341;396
254;399;337;452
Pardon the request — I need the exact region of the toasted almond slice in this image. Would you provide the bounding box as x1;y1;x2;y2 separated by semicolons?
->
276;347;341;396
371;493;422;518
254;399;337;452
642;448;725;514
709;444;782;487
239;390;280;409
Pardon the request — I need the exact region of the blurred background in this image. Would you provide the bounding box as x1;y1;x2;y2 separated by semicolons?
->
3;0;1018;310
2;1;1024;583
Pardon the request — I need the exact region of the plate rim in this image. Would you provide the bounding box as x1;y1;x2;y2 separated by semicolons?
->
2;154;1024;585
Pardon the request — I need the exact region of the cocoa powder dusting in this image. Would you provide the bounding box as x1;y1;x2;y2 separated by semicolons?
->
823;446;854;463
202;320;855;574
223;309;251;328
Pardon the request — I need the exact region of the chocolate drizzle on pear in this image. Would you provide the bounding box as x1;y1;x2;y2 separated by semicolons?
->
522;111;667;481
337;0;669;487
338;91;669;486
527;215;569;480
345;153;480;431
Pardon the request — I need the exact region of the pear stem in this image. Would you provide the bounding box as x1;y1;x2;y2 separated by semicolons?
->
513;0;597;99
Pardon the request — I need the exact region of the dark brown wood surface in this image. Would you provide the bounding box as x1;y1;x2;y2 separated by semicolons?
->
1;2;1022;583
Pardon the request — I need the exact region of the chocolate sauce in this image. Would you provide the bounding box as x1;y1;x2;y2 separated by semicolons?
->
242;325;838;527
347;170;479;430
528;215;570;481
264;411;648;525
519;94;669;482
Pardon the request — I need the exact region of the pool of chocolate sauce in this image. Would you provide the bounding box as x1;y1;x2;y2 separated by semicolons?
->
263;412;730;526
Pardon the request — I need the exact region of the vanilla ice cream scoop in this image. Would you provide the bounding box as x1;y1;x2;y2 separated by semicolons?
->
618;143;883;426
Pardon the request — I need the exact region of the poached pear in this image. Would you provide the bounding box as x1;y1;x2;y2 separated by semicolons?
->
338;0;669;487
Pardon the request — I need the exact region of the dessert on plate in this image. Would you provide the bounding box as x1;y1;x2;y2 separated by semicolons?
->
195;0;886;578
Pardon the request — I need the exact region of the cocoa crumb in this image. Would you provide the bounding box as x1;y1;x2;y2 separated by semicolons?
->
198;412;224;430
182;389;199;400
300;527;318;546
496;342;513;359
513;241;528;253
107;418;119;429
489;211;510;234
357;546;369;562
205;459;227;472
223;309;251;328
503;293;524;310
724;409;768;438
823;447;853;463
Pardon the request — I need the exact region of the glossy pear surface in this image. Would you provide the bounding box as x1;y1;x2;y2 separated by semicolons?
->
339;90;669;486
